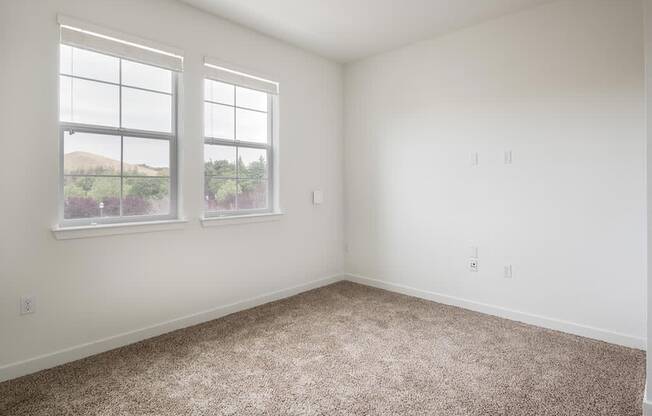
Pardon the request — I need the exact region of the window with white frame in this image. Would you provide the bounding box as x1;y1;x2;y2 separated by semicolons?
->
203;61;278;216
58;22;182;226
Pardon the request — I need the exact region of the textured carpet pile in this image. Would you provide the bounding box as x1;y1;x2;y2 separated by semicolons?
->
0;281;646;415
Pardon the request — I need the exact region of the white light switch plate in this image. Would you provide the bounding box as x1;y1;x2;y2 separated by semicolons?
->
504;265;513;278
313;190;324;205
470;152;479;166
504;150;513;164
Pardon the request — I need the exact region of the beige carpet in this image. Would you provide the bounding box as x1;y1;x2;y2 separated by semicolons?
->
0;281;645;415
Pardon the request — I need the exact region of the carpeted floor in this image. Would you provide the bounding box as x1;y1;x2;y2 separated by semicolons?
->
0;281;646;415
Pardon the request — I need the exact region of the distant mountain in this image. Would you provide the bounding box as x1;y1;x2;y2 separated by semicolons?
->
64;151;169;176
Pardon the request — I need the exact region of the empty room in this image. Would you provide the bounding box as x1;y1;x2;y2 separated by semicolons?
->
1;0;651;414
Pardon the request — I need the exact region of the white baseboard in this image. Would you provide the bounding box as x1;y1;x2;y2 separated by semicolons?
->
0;273;343;383
644;385;652;416
2;272;644;384
345;273;646;350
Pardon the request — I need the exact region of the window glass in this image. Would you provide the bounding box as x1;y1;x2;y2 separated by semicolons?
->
205;79;234;105
60;45;73;75
204;178;236;211
203;76;273;215
122;60;172;93
122;88;172;132
64;176;121;219
59;44;177;224
65;47;120;83
237;179;267;210
235;108;267;143
123;137;169;177
66;77;120;127
205;144;236;177
236;86;267;112
123;177;170;216
63;131;121;175
205;102;234;139
59;76;73;122
238;147;267;178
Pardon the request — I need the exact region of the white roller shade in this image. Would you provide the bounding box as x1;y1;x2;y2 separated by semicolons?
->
59;15;183;72
204;57;278;95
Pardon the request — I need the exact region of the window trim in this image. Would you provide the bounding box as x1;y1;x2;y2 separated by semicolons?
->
58;58;179;227
200;212;283;227
203;58;278;95
52;218;188;240
58;14;184;72
203;81;276;218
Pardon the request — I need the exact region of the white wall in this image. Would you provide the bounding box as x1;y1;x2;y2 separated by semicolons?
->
0;0;343;379
344;0;646;348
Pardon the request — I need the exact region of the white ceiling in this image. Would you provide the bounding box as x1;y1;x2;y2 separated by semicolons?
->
180;0;554;63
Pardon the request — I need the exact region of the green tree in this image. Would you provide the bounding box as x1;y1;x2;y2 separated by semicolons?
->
125;178;168;200
89;177;120;200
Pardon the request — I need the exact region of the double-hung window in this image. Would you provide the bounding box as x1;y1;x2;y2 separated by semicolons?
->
58;21;183;226
203;60;278;217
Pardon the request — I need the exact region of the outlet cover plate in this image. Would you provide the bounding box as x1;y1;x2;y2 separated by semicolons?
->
20;296;35;315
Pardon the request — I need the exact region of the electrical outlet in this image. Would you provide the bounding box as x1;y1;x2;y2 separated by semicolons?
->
468;258;479;272
20;296;35;315
504;265;513;279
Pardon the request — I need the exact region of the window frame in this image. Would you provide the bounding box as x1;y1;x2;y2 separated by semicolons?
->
203;78;275;218
58;49;179;227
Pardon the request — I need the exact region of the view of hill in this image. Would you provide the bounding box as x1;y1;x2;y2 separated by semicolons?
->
64;151;169;176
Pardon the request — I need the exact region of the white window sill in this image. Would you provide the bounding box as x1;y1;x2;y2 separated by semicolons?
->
201;212;283;227
52;219;188;240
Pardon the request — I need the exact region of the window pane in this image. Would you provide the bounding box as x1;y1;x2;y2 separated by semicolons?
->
64;176;120;219
205;102;234;139
123;177;170;216
122;60;172;93
205;79;234;105
236;86;267;112
70;78;120;127
237;178;267;210
64;131;121;175
123;137;169;177
60;76;72;122
71;47;119;83
238;147;267;179
205;178;236;211
236;108;267;143
60;45;72;75
122;87;172;132
204;144;236;177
